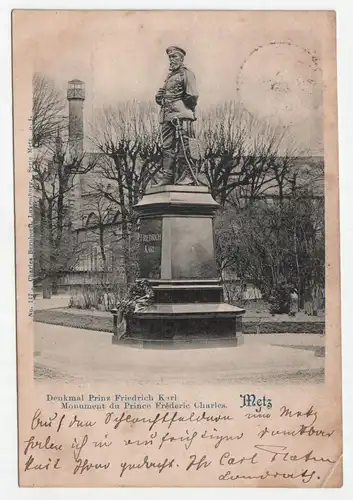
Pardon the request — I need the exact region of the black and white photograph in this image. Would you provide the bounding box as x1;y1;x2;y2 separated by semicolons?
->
29;12;326;385
12;9;341;488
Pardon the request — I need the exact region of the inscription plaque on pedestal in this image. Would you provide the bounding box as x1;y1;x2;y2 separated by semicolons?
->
170;217;217;279
139;218;162;279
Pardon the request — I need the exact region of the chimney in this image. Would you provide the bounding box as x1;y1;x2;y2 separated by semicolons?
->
67;79;85;158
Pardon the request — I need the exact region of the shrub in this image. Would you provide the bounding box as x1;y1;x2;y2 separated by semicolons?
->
68;285;120;311
267;281;292;315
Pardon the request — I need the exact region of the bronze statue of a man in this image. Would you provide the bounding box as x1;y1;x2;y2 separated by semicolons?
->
155;46;199;186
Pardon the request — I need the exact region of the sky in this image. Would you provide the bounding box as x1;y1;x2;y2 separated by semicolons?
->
25;10;332;155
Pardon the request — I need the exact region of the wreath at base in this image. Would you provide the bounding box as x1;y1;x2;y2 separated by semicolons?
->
114;279;155;338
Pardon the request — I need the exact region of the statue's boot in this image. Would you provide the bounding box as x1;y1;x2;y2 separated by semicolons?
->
154;157;174;187
154;171;174;187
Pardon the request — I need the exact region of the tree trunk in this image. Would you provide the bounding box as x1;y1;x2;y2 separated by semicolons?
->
122;228;132;285
112;155;131;286
47;202;58;297
292;209;301;311
303;285;313;315
312;285;319;316
299;293;305;310
99;226;107;269
39;198;46;277
52;276;58;295
42;277;52;298
299;276;306;310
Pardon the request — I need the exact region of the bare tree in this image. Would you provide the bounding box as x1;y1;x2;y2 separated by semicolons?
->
214;187;324;314
80;182;121;271
32;73;66;148
89;100;161;284
32;96;97;296
283;185;324;311
215;203;280;300
199;101;298;207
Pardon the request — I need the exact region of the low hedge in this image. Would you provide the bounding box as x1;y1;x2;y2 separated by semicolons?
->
243;322;324;334
34;310;325;335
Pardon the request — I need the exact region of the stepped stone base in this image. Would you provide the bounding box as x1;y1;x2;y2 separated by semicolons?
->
112;185;245;348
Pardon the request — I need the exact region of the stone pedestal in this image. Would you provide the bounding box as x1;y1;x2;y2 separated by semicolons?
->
112;185;245;347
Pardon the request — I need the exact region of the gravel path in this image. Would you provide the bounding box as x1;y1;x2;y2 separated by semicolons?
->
34;323;325;385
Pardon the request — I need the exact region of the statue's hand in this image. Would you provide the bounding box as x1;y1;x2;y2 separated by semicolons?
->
155;88;165;105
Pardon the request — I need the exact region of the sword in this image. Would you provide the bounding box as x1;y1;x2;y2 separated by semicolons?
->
171;117;199;186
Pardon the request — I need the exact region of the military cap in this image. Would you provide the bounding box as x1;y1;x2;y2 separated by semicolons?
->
166;46;186;57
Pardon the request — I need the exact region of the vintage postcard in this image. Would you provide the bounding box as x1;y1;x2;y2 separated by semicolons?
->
13;10;341;487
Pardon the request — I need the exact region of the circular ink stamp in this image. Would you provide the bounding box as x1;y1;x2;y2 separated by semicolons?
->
236;41;322;125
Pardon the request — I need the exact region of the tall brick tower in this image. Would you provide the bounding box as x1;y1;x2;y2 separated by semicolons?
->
67;79;85;227
67;79;85;158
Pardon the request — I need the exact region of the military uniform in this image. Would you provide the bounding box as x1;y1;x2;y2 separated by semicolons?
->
155;46;198;184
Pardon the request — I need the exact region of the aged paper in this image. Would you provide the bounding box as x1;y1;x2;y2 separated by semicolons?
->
13;10;341;487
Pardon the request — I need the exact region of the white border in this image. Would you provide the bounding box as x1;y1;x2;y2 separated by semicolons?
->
1;1;352;499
